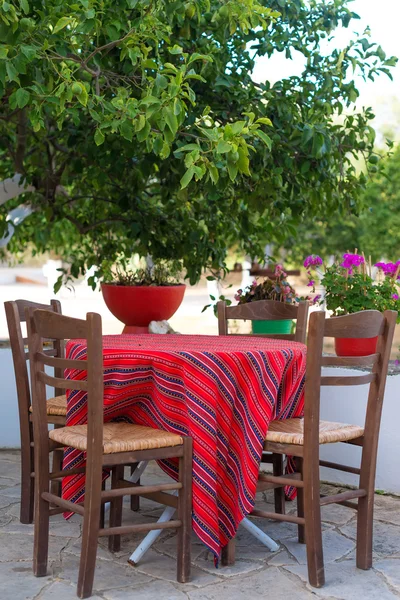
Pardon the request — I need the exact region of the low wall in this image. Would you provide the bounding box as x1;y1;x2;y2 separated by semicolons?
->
320;367;400;494
0;350;399;494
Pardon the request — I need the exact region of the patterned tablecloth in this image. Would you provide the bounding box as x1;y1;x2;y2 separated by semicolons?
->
63;334;306;560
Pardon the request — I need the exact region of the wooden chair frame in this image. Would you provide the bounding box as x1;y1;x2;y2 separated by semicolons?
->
224;309;397;587
217;299;309;343
26;308;193;599
217;299;309;516
4;299;65;524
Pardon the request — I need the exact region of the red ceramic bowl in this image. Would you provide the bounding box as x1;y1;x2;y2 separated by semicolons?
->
101;283;186;328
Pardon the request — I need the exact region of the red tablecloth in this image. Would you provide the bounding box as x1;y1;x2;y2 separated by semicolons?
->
63;334;306;559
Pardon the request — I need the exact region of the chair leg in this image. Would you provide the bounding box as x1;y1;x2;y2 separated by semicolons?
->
32;453;50;577
130;464;140;512
356;447;377;570
303;453;324;587
77;467;103;598
296;457;305;543
20;428;34;524
108;465;124;553
221;539;236;566
177;438;192;583
272;453;286;515
50;445;64;498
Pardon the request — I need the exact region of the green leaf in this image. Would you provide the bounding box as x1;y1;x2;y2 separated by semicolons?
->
237;147;250;175
175;143;199;153
6;61;19;83
180;166;195;189
0;47;8;60
164;107;178;135
216;140;231;153
53;17;73;34
188;53;212;64
169;44;183;55
209;164;219;184
120;120;133;142
230;121;246;135
256;117;272;126
16;88;30;108
254;130;272;150
227;162;238;181
94;128;105;146
19;0;29;14
20;45;36;60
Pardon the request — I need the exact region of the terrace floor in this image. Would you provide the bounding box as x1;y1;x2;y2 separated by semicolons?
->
1;450;400;600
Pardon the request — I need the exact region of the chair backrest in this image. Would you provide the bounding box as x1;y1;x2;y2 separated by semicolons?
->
4;299;63;421
26;309;104;468
217;299;309;343
303;309;397;466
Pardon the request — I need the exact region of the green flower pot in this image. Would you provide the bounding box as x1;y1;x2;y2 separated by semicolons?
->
252;319;293;335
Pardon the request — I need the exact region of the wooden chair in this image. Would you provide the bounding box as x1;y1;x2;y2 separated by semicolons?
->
229;309;396;587
217;299;309;515
4;299;67;524
26;309;192;599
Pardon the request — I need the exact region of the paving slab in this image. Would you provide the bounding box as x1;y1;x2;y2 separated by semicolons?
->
286;560;400;599
340;520;400;556
0;561;52;600
283;529;355;564
374;559;400;593
103;579;188;600
37;580;104;600
0;532;71;563
187;566;316;600
58;552;153;593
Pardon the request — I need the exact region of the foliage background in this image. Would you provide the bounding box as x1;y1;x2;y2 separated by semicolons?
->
0;0;397;286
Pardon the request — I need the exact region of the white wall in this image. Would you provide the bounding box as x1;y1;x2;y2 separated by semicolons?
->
0;348;55;448
1;352;399;493
320;367;400;494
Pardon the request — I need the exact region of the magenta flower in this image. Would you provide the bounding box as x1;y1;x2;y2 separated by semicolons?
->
252;280;257;287
375;262;397;276
307;280;315;287
392;294;399;300
304;255;323;269
313;294;322;304
341;253;365;270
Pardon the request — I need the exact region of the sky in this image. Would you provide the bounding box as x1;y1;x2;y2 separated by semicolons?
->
252;0;400;140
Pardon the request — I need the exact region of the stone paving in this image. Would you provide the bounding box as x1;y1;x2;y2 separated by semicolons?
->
1;450;400;600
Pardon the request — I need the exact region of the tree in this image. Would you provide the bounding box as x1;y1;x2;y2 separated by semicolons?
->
282;142;400;264
0;0;397;287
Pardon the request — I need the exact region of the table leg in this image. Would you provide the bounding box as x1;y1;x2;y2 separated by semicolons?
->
240;517;280;551
128;504;177;566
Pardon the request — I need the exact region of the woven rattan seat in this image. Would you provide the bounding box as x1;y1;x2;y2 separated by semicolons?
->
29;395;67;417
49;422;183;454
266;418;364;445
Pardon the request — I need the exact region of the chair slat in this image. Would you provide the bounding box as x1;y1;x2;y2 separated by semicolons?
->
324;310;385;339
320;373;377;386
33;309;88;341
38;371;88;391
225;299;299;321
321;354;379;368
36;352;87;371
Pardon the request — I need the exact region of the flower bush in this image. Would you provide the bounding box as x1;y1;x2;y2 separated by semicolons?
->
235;265;297;305
304;253;400;316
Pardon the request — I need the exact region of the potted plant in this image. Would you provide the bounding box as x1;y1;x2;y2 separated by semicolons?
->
234;264;305;334
101;260;185;334
305;253;400;356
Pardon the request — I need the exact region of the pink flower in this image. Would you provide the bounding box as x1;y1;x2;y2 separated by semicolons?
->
304;255;323;269
341;253;365;270
252;280;257;287
392;294;399;300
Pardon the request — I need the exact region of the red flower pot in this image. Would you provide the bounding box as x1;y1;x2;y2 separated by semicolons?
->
335;336;378;357
101;283;186;334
